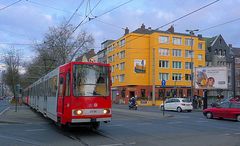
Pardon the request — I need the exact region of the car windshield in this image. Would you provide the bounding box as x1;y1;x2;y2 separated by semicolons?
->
182;99;191;103
73;64;109;96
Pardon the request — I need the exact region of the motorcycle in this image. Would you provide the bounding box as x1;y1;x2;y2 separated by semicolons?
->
129;102;138;110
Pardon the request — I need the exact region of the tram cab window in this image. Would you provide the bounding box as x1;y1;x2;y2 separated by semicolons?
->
73;64;109;96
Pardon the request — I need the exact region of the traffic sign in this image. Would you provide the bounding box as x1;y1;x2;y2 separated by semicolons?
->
162;80;166;87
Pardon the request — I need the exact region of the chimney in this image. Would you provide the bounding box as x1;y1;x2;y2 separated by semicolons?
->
198;34;202;39
140;23;145;30
229;44;232;48
124;27;129;35
167;25;174;33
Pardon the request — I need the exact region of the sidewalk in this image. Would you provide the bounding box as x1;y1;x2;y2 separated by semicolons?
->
0;105;45;124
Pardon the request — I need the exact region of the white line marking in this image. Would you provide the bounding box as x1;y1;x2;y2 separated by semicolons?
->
234;133;240;135
25;129;46;132
224;133;230;136
98;144;123;146
0;107;10;116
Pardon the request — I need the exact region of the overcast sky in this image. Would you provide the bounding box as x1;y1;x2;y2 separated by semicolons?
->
0;0;240;67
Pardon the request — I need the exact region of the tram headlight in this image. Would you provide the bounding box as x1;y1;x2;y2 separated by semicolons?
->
103;109;110;114
74;109;83;115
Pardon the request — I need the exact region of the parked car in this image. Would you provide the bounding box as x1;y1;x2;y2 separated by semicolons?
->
203;101;240;122
160;98;193;112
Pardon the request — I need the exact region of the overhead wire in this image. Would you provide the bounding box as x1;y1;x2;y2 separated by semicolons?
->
199;17;240;32
0;0;22;11
72;0;102;33
115;0;221;49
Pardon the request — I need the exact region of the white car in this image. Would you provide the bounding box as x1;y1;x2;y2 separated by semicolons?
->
160;98;193;112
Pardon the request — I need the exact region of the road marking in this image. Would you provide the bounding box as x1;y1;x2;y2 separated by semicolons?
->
224;133;230;136
98;142;136;146
98;144;123;146
234;133;240;135
0;107;10;116
25;129;46;132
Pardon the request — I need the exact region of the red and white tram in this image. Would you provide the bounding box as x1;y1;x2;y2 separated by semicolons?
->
24;61;112;129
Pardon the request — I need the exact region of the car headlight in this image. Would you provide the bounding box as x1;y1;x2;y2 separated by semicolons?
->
103;109;110;114
74;109;83;115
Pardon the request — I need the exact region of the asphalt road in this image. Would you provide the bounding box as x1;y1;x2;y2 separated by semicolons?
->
0;104;240;146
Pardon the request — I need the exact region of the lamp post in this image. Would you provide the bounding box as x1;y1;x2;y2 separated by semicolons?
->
186;29;199;100
232;55;236;97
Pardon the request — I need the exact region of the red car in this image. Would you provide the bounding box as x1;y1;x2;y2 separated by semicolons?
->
203;101;240;122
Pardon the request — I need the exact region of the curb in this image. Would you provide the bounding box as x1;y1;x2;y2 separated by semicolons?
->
0;107;10;116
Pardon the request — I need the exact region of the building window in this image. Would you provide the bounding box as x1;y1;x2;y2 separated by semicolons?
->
159;60;169;68
172;49;182;57
198;54;202;60
119;51;125;59
223;50;226;56
185;50;194;58
112;54;115;62
159;73;169;80
116;64;119;69
185;62;193;69
119;62;125;70
159;48;169;56
159;36;169;44
119;74;125;82
198;43;203;49
120;39;125;47
108;56;113;63
107;45;114;53
172;61;182;69
173;37;182;45
172;73;182;80
219;49;222;56
111;65;114;72
185;38;193;46
215;49;218;55
185;74;191;81
112;76;114;83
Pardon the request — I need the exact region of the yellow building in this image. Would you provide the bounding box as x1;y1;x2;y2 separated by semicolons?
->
107;24;205;105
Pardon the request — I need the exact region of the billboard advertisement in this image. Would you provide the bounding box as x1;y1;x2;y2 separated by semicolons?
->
195;67;228;89
134;59;146;73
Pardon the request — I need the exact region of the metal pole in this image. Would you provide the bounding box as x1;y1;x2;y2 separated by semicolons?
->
232;56;236;97
186;29;199;99
190;35;194;100
152;48;156;105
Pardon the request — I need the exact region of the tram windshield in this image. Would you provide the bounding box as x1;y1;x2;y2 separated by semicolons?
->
73;64;109;96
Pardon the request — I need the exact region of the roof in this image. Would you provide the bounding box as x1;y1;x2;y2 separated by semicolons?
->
232;47;240;57
204;36;217;48
131;24;201;38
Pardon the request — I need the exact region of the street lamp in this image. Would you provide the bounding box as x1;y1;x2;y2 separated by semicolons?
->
186;29;199;99
231;55;236;97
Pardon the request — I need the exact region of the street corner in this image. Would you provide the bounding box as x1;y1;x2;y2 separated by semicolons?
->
0;105;45;124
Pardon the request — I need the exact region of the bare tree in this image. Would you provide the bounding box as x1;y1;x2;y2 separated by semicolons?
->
2;48;20;96
35;23;94;67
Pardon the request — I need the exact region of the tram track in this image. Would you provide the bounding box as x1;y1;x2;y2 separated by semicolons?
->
60;127;136;146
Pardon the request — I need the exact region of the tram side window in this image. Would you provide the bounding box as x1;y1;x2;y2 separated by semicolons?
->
65;72;70;96
50;76;57;97
58;77;64;96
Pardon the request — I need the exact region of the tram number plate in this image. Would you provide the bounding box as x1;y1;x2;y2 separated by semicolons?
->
90;110;97;114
